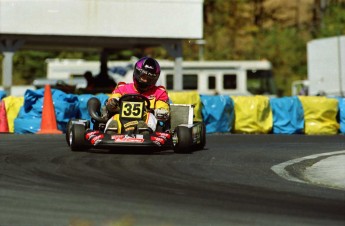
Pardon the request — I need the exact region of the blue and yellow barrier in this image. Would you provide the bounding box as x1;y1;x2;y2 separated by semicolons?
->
0;88;344;135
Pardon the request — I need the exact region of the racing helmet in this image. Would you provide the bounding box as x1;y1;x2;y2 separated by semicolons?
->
133;57;161;92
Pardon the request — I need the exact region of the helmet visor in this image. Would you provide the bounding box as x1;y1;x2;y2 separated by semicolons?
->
136;67;159;85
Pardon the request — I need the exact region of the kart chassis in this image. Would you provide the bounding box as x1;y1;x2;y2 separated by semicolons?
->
66;101;206;153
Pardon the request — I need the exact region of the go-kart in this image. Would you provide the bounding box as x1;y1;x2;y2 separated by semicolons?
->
66;94;206;153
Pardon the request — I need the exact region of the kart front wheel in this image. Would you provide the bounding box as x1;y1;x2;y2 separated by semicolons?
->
70;124;88;152
66;120;73;146
66;119;90;146
173;126;193;153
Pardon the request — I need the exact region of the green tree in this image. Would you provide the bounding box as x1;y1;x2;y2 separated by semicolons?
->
2;0;345;95
318;2;345;37
255;26;308;95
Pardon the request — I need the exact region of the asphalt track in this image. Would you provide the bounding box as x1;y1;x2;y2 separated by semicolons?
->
0;134;344;226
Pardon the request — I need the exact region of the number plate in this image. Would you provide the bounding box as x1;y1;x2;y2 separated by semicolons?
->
121;101;144;119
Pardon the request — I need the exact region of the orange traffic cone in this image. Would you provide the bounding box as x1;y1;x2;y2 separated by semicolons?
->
37;85;62;134
0;101;9;133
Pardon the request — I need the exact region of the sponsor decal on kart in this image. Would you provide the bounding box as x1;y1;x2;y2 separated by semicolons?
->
151;136;165;146
85;131;101;140
111;135;144;143
90;134;104;146
125;126;136;131
124;121;138;128
154;132;171;141
151;140;161;146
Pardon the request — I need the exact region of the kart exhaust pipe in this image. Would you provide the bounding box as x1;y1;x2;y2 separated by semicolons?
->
87;97;108;123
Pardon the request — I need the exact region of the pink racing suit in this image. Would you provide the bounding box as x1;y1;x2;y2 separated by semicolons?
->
109;82;169;110
106;82;170;132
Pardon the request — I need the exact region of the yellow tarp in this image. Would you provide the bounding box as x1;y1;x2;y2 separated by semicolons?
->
3;96;24;133
231;96;273;134
168;91;203;122
298;96;339;135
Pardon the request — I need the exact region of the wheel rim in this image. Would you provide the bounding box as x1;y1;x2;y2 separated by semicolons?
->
172;132;178;146
69;130;73;146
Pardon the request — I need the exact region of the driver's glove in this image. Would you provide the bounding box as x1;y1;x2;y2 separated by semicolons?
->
106;98;119;114
154;108;170;121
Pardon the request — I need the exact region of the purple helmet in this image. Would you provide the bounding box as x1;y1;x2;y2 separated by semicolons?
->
133;57;161;92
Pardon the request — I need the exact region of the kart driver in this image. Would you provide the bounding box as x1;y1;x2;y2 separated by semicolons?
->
104;57;170;134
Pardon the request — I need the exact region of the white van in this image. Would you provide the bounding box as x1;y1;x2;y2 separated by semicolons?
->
36;58;277;96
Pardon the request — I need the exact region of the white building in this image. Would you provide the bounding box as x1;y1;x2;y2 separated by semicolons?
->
0;0;204;95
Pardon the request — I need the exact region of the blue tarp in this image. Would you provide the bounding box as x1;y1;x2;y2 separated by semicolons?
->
269;96;304;134
77;94;109;129
14;88;79;134
0;90;6;100
335;97;345;134
200;95;234;133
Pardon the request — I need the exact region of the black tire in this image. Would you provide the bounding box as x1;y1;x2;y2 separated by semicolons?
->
70;124;87;152
196;122;206;150
173;126;193;153
66;119;90;146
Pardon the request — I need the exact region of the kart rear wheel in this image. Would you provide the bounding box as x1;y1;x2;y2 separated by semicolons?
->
70;124;88;152
173;126;192;153
196;122;206;150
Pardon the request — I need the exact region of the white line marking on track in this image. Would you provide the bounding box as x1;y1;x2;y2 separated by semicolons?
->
271;150;345;185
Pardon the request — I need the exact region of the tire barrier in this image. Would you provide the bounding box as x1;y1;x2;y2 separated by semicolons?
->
298;96;339;135
0;88;344;134
0;90;6;100
13;88;79;134
270;96;304;134
336;97;345;134
2;96;24;133
231;96;273;134
200;95;234;133
0;101;9;133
